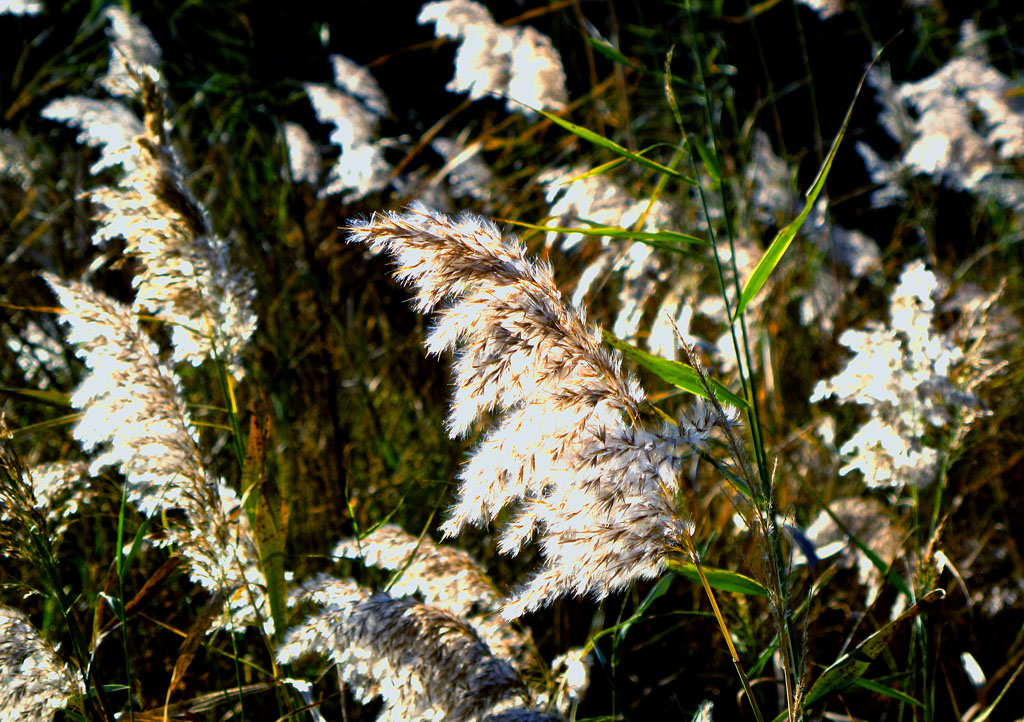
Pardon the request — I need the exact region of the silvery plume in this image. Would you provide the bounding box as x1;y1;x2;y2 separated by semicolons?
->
811;261;998;489
349;203;730;618
335;525;545;683
304;54;392;200
0;606;83;722
419;0;568;114
41;10;256;378
277;576;554;721
44;277;270;634
856;20;1024;211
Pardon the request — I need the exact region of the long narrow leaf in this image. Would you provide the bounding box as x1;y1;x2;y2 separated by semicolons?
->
854;677;923;707
504;218;706;258
732;59;876;320
537;108;697;184
602;329;749;409
665;559;768;597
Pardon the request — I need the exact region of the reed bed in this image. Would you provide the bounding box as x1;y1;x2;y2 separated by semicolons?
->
0;1;1022;721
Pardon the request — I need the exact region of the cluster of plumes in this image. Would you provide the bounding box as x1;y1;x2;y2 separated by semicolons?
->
349;203;731;618
811;261;1007;489
45;278;269;634
418;0;568;114
277;576;562;722
41;7;257;378
857;21;1024;211
0;606;82;722
299;54;394;200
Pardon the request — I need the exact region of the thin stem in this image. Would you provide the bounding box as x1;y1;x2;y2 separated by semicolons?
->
679;530;764;722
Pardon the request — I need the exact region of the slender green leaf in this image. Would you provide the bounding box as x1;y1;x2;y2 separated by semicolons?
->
854;677;923;707
586;37;634;67
122;516;153;582
536;108;696;184
803;589;946;709
665;559;768;597
691;136;722;181
558;157;628;183
616;575;674;643
504;218;706;257
733;61;875;320
0;387;70;407
602;329;749;409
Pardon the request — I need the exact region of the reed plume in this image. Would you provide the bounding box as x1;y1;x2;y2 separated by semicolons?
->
277;576;544;722
41;8;256;378
44;277;269;633
335;524;545;687
0;605;83;722
349;203;726;618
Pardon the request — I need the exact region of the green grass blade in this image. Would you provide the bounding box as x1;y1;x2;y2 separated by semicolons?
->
854;677;923;707
536;108;696;185
732;61;875;321
504;218;706;257
802;589;945;709
558;157;628;182
691;135;722;182
664;559;768;597
602;330;749;409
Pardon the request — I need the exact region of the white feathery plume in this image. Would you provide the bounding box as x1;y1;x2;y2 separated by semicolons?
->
349;204;723;618
25;462;93;541
5;319;70;390
44;277;269;633
856;21;1024;210
304;58;393;200
284;122;320;184
42;22;256;377
811;260;995;489
305;83;379;151
330;54;390;117
0;606;82;722
100;6;162;98
505;26;568;113
39;97;144;175
419;0;567;114
88;130;257;376
334;524;503;616
432;137;494;201
277;576;533;722
334;524;542;677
